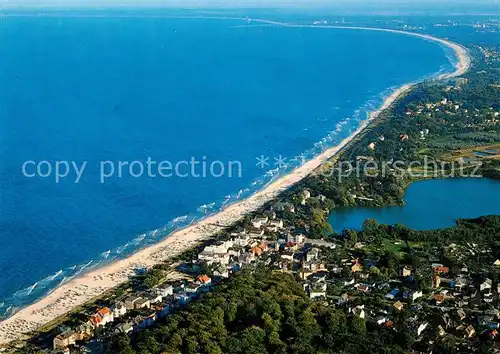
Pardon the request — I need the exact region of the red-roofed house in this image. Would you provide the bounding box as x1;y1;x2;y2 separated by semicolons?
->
434;266;449;274
433;294;445;305
251;246;263;257
258;242;269;252
90;307;114;327
351;260;363;273
284;242;298;252
196;274;212;285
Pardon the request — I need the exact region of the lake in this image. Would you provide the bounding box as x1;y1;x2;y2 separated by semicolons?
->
329;178;500;232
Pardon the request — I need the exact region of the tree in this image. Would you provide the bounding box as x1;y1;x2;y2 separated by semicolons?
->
310;207;333;238
267;331;286;353
363;219;380;238
343;229;358;246
136;333;160;354
240;326;267;353
205;341;222;354
107;334;135;354
348;316;367;335
369;266;382;277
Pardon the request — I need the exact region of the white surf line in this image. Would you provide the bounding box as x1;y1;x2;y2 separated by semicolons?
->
0;18;471;345
248;18;471;79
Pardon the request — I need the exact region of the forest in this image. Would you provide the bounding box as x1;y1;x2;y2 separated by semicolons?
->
107;269;410;354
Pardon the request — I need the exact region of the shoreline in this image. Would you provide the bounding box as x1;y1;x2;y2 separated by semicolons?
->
0;23;471;345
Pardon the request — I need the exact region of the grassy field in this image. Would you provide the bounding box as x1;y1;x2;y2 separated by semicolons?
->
382;239;407;255
440;143;500;161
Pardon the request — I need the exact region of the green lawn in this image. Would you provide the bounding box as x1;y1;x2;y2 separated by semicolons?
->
383;239;407;254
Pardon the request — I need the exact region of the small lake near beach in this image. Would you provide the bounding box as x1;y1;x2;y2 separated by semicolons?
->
329;178;500;232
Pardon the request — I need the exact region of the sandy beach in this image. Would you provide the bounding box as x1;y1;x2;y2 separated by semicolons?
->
0;22;470;345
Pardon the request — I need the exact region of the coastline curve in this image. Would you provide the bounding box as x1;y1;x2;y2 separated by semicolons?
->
0;17;471;345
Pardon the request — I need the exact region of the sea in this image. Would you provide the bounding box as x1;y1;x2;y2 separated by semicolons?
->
0;11;457;317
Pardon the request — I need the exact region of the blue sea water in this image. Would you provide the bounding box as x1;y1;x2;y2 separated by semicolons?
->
329;178;500;232
0;14;455;316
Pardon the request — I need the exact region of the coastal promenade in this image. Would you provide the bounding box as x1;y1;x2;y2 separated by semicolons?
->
0;20;471;345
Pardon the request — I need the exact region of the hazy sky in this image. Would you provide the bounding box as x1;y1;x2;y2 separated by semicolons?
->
0;0;497;9
1;0;497;5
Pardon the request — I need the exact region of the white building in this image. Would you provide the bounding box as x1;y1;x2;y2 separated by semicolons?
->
287;233;305;245
198;241;233;265
112;302;127;319
306;248;320;262
301;190;312;205
233;234;250;247
480;278;492;291
251;217;269;229
417;322;428;336
156;284;174;297
412;291;423;301
307;282;327;299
